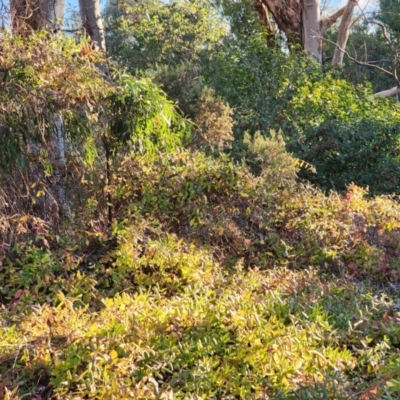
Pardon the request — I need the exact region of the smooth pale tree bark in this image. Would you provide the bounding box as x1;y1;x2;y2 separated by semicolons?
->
302;0;321;62
332;0;359;64
78;0;112;221
79;0;108;76
53;112;71;219
374;86;399;98
45;0;65;29
44;4;68;219
320;7;347;36
79;0;106;52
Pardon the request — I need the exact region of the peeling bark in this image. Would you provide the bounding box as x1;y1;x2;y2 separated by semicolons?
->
253;0;276;46
255;0;355;63
253;0;301;46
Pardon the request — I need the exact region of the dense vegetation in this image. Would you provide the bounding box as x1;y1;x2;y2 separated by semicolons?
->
2;0;400;399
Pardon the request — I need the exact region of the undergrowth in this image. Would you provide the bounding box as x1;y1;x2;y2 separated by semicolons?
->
2;142;400;399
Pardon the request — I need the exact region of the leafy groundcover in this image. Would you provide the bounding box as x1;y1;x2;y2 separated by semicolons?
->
2;150;400;399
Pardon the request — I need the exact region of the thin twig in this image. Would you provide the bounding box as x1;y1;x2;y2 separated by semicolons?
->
320;35;395;78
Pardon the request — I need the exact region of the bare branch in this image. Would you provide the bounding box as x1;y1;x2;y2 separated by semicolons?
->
374;86;399;98
320;6;346;36
321;35;394;77
320;34;400;97
365;59;393;64
368;19;391;44
366;18;399;84
60;18;141;33
349;0;369;30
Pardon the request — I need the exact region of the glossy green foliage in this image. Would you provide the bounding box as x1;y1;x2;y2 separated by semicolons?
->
105;73;191;157
4;2;400;398
104;0;400;197
105;0;228;118
289;75;400;194
105;0;227;72
204;33;312;136
204;32;400;195
211;0;268;40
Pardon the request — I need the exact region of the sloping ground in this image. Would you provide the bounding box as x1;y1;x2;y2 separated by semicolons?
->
1;150;400;399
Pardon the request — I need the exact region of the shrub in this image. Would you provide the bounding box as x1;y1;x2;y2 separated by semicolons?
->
288;76;400;195
3;148;400;398
243;130;301;190
205;34;400;195
190;87;234;151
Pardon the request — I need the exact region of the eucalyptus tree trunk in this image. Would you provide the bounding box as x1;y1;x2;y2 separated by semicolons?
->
78;0;113;222
79;0;108;74
332;0;359;64
374;86;400;98
10;0;64;33
53;112;71;219
302;0;321;62
253;0;302;47
253;0;349;62
254;0;400;98
44;0;65;29
79;0;106;51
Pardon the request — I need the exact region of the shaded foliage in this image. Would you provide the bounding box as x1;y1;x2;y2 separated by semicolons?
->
378;0;400;35
203;33;400;195
324;21;395;92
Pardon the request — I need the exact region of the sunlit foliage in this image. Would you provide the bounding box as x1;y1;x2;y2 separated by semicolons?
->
2;1;400;399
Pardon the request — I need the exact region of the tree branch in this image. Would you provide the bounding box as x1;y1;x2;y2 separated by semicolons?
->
320;36;399;97
374;86;399;98
320;6;346;36
366;18;400;84
367;18;391;44
332;0;358;64
321;36;394;77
